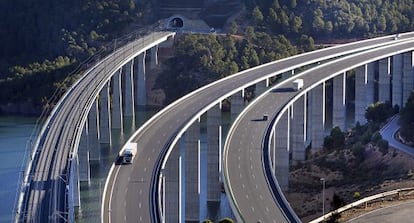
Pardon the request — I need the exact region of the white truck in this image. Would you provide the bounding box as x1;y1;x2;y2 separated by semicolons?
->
120;142;137;164
292;78;304;91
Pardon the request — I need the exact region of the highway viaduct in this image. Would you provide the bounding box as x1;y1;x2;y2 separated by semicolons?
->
13;26;414;223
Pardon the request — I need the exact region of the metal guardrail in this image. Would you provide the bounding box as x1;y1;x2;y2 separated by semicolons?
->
309;187;414;223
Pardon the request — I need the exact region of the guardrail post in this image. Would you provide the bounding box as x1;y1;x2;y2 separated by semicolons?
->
332;72;347;131
207;103;222;203
275;110;290;191
292;95;306;163
111;69;124;131
378;57;391;103
99;82;112;145
392;54;403;107
402;51;414;105
310;83;326;149
184;119;200;222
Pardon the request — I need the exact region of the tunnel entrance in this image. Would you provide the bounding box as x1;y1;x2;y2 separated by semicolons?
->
169;17;184;28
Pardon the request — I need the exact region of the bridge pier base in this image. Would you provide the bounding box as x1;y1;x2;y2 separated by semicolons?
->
310;83;325;149
333;72;346;131
392;54;404;108
207;104;222;203
379;57;391;103
111;69;123;131
275;111;290;191
88;99;100;160
136;52;147;107
99;83;112;145
184;120;200;222
403;51;413;105
292;95;306;163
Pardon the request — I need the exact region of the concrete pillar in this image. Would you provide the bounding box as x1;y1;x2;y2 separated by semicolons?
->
270;128;276;173
111;70;123;130
255;79;269;96
206;104;221;203
332;73;346;130
184;120;200;223
355;65;367;124
366;63;375;106
71;155;81;207
275;110;290;191
403;51;414;106
78;124;90;182
292;95;306;162
164;144;181;222
99;83;112;145
124;60;135;117
378;57;391;102
136;52;147;107
311;83;325;149
151;45;159;69
231;90;245;118
88;99;100;160
392;54;403;107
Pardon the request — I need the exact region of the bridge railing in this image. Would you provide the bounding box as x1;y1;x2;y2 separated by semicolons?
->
13;21;163;222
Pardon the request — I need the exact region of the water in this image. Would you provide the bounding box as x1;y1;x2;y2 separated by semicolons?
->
0;116;37;223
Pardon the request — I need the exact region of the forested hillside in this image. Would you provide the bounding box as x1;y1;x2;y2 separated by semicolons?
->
1;0;414;115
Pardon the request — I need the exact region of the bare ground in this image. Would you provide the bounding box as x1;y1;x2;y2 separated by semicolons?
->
285;145;414;222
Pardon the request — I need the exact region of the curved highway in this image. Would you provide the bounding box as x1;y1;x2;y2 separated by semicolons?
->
380;116;414;156
346;200;414;223
17;31;174;223
223;41;414;222
104;33;414;223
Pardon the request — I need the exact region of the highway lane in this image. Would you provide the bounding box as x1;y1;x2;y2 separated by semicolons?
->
380;116;414;156
346;200;414;223
224;41;414;222
105;33;414;223
19;31;174;223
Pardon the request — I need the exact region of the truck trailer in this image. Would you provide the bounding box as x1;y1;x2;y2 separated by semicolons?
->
292;78;304;91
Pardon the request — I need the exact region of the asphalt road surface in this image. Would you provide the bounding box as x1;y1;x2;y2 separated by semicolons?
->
346;200;414;223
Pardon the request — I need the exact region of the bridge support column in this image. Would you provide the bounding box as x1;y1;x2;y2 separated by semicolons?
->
366;63;375;106
136;52;147;107
70;155;81;207
275;110;290;191
255;79;269;96
311;83;325;149
231;90;245;119
184;120;200;223
88;99;100;160
124;60;135;118
355;65;368;124
164;144;181;222
151;45;159;69
207;104;221;203
111;70;123;130
333;73;346;130
99;82;112;145
78;124;90;182
292;95;306;163
392;54;403;107
379;57;391;102
403;51;414;106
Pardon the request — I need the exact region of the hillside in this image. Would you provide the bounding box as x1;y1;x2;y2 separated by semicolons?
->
1;0;414;115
